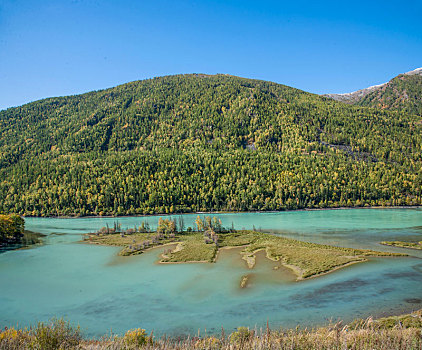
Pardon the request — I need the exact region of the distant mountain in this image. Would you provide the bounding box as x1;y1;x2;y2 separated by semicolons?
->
323;83;387;104
357;68;422;115
0;74;421;216
324;68;422;115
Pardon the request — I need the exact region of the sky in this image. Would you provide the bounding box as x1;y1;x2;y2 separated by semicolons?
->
0;0;421;110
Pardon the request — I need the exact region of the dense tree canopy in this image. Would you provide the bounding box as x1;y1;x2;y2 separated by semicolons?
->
0;74;421;216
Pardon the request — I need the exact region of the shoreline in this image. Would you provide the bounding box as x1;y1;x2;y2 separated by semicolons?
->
21;205;422;219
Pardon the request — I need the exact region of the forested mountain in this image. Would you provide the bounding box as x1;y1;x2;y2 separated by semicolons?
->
325;68;422;116
0;74;421;216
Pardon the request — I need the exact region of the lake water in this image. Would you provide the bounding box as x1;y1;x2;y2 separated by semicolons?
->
1;208;421;337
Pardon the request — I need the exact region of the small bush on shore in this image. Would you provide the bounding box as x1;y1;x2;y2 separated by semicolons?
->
229;327;254;343
123;328;152;348
32;318;81;350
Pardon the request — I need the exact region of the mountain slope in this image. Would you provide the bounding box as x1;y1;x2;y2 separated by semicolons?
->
0;74;421;216
324;68;422;116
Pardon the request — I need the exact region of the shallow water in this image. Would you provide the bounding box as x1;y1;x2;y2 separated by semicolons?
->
0;208;421;337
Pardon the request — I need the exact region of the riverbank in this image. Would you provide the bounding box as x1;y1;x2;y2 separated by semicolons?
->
1;310;421;350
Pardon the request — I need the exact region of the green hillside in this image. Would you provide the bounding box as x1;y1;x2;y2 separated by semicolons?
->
358;73;422;116
0;74;421;216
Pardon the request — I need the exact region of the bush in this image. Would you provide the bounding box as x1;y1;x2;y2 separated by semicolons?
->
32;318;81;350
123;328;152;348
230;327;254;343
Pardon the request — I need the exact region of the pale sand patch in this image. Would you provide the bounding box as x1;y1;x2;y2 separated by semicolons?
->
242;254;256;269
240;249;264;269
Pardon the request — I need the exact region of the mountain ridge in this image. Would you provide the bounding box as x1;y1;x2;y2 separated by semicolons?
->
323;67;422;114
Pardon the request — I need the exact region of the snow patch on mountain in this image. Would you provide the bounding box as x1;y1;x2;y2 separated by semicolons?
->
404;67;422;76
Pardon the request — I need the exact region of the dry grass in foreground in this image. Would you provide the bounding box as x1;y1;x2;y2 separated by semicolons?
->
1;311;421;350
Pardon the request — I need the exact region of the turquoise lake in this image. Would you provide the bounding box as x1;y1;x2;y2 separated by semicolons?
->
1;208;421;337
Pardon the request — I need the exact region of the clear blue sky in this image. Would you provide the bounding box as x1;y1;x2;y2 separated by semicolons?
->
1;0;421;110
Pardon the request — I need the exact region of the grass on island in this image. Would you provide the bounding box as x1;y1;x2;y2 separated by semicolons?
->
85;225;405;280
381;240;422;250
160;233;217;263
1;310;421;350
